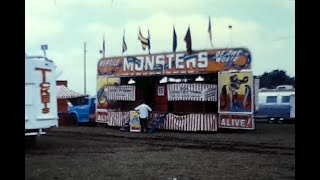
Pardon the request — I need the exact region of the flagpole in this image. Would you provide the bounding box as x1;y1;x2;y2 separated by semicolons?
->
184;25;192;55
122;28;127;55
84;42;87;95
173;25;177;53
148;28;150;55
122;29;125;55
209;16;213;48
103;32;106;58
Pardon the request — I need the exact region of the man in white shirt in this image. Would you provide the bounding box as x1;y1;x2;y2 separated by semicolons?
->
134;100;152;133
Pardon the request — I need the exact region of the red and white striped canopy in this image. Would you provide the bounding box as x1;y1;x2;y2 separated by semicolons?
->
57;85;87;99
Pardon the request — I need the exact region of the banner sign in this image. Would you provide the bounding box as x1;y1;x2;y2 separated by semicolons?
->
97;48;251;76
167;83;217;101
104;85;135;101
218;114;254;130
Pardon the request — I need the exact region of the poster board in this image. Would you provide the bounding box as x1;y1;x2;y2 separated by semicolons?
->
129;111;141;132
218;114;254;130
218;71;253;114
104;85;135;101
96;77;120;109
167;83;217;101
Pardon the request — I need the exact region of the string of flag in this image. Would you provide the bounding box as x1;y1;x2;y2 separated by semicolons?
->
101;16;214;57
122;29;127;54
138;27;150;54
173;26;177;53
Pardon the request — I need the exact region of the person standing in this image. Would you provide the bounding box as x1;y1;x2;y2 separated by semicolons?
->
134;100;152;133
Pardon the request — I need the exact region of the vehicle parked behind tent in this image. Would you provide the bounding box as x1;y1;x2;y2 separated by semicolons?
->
68;96;96;125
255;86;295;123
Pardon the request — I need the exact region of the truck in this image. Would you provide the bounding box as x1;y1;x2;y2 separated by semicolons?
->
255;85;295;123
25;54;59;145
68;96;96;125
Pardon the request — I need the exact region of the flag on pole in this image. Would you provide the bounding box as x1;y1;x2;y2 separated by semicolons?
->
102;32;106;57
148;29;151;54
173;26;177;53
184;26;192;55
122;29;127;54
208;16;213;47
138;28;149;51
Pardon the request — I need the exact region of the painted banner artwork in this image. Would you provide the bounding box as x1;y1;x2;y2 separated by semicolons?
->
167;83;217;101
96;77;120;109
104;85;135;101
130;111;141;132
97;48;251;76
218;114;254;130
218;71;253;113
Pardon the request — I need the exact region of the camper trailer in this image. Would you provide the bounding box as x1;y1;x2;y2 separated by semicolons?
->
25;54;59;145
255;86;295;123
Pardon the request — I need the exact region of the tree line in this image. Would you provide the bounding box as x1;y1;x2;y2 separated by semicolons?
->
255;69;295;89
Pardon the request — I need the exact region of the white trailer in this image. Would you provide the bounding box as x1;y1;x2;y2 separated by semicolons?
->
255;88;295;123
289;94;295;119
25;54;59;145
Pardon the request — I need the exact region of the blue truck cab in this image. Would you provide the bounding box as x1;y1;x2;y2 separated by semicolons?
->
68;96;96;124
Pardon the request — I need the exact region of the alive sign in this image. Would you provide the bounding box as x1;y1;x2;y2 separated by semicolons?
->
218;114;254;130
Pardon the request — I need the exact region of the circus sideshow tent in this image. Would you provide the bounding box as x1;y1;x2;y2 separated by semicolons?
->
95;48;255;132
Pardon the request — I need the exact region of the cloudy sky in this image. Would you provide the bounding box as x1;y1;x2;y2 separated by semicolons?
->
25;0;295;95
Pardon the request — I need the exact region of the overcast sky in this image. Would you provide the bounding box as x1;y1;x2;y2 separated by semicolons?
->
25;0;295;95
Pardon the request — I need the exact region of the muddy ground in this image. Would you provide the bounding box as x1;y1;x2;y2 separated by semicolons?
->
25;122;295;180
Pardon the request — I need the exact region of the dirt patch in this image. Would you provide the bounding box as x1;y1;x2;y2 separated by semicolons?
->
25;123;295;180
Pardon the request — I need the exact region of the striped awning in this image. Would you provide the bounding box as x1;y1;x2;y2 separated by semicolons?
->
57;85;87;99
